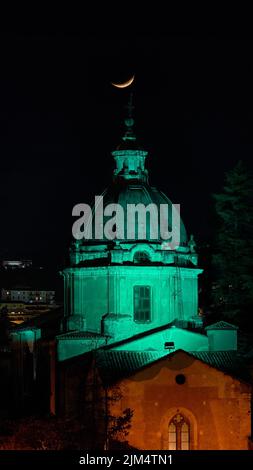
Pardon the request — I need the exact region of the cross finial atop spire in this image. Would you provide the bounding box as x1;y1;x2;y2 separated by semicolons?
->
112;90;149;183
126;92;134;118
123;92;136;142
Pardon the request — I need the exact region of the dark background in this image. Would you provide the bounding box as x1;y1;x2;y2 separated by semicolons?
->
1;34;253;270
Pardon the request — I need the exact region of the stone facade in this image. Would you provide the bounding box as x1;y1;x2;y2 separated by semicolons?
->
107;351;251;450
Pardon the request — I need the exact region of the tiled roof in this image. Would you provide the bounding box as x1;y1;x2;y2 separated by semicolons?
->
95;349;247;383
96;349;167;379
57;331;107;340
205;321;239;330
190;350;243;373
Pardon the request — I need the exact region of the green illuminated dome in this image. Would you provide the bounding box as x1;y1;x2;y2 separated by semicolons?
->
70;95;196;267
95;179;188;245
87;93;187;246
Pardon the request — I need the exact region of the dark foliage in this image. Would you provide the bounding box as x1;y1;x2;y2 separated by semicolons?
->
211;161;253;328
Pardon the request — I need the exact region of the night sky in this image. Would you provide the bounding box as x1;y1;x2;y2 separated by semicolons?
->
1;34;253;269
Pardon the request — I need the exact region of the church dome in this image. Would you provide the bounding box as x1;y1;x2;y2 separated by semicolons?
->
73;94;191;258
90;178;188;246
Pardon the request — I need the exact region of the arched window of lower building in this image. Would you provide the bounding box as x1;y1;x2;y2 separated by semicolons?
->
168;413;190;450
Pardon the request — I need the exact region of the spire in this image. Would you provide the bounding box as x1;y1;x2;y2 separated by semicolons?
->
122;93;136;142
112;93;149;183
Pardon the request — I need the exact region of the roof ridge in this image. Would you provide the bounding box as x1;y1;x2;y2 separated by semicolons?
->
205;321;239;330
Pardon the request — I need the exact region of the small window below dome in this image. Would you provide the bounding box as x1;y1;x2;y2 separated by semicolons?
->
133;251;151;263
134;286;151;322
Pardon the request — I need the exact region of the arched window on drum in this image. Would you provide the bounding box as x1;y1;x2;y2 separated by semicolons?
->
133;251;151;263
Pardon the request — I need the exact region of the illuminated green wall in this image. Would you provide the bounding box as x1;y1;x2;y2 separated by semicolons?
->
62;264;202;342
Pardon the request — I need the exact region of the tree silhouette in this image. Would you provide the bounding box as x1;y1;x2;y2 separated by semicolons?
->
82;353;133;450
211;160;253;326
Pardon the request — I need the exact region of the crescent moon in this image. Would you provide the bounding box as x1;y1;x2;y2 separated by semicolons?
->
111;75;135;89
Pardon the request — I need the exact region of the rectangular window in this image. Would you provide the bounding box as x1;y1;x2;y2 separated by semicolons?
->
134;286;151;322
